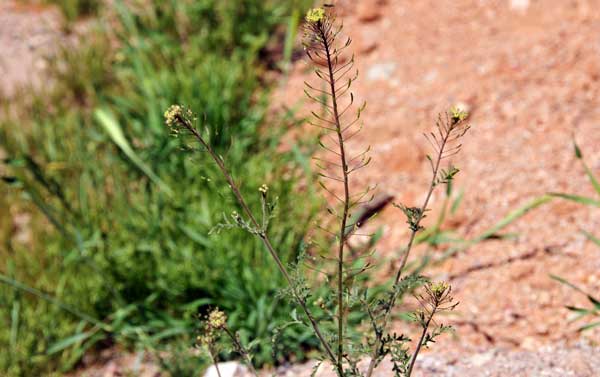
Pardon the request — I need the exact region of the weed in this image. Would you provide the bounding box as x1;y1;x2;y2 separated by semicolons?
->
167;7;470;376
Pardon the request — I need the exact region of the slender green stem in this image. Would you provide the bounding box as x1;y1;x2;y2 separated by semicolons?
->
319;23;350;372
178;118;338;366
365;125;451;377
223;327;259;377
209;348;223;377
406;308;436;377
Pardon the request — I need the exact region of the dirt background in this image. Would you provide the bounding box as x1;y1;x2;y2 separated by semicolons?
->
2;0;600;375
278;0;600;348
0;2;62;98
277;0;600;374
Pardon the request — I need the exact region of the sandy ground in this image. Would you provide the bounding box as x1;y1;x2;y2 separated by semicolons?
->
0;2;63;98
273;0;600;374
279;0;600;347
2;0;600;376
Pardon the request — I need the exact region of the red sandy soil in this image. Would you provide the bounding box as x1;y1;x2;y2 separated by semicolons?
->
274;0;600;369
0;2;62;98
3;0;600;375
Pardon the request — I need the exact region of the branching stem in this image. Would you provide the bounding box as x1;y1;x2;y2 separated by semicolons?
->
406;308;436;377
177;116;338;367
365;123;452;377
223;327;259;377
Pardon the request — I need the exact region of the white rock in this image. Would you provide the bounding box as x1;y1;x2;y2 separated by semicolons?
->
423;69;439;83
509;0;530;12
469;351;494;367
366;62;397;81
203;361;248;377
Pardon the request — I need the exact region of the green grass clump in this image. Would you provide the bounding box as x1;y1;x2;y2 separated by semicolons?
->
0;1;315;375
44;0;101;22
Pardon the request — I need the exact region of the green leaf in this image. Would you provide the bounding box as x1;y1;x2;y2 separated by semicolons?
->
0;272;105;328
94;108;173;197
573;140;583;159
149;327;189;342
179;224;211;247
587;294;600;309
468;195;554;245
565;306;590;314
548;193;600;207
47;331;95;355
450;189;464;215
582;162;600;198
182;298;213;312
10;300;19;350
282;7;301;72
550;274;588;295
290;308;298;322
578;321;600;332
582;230;600;248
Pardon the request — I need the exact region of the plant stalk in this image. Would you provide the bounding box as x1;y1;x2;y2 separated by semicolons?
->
319;23;351;372
365;126;451;377
209;349;223;377
223;327;259;377
406;307;436;377
178;118;339;367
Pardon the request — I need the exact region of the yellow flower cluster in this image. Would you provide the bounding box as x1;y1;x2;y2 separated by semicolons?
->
306;8;325;23
164;105;182;126
450;106;468;122
258;184;269;195
429;281;450;299
164;104;194;127
197;308;227;348
207;308;227;329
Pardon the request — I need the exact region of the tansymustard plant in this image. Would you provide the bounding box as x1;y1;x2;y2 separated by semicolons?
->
198;308;259;377
166;6;470;376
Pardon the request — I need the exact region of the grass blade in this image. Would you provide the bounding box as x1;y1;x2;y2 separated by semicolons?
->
10;300;19;351
582;230;600;248
450;189;464;215
565;306;591;315
588;294;600;309
94;108;173;197
282;6;301;73
47;331;95;355
550;274;588;295
436;195;554;261
0;272;105;329
578;321;600;332
472;195;554;243
573;140;600;197
582;162;600;197
548;192;600;207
